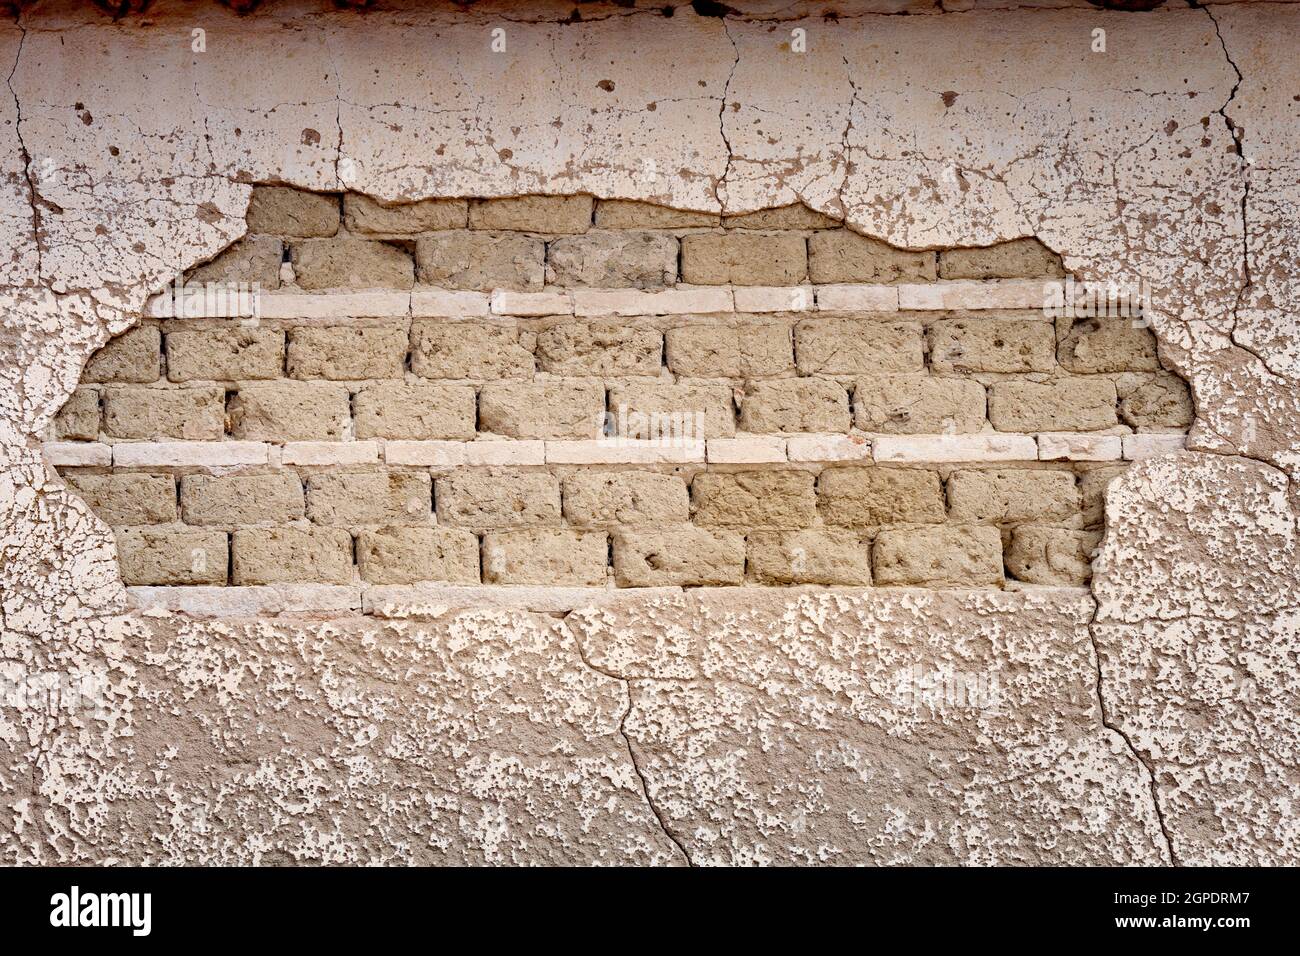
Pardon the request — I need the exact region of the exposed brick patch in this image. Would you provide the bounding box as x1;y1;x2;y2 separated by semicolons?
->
56;190;1191;602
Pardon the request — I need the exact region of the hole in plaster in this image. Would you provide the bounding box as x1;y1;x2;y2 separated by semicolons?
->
47;187;1193;612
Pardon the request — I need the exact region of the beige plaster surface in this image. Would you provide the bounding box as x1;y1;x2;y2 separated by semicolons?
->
1;0;1296;863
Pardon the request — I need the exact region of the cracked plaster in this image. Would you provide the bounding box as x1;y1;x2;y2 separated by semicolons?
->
1;0;1297;864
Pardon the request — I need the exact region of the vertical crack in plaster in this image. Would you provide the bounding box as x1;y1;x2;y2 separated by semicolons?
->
836;55;858;219
322;31;346;191
1198;4;1269;379
6;16;55;859
6;19;42;281
1086;601;1178;864
715;19;739;209
565;623;692;866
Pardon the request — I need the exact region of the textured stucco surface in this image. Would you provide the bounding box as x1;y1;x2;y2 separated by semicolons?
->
1;0;1297;863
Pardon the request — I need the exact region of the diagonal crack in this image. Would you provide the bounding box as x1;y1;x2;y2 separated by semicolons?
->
1086;599;1178;864
715;19;739;211
564;618;692;866
6;19;43;282
1197;5;1261;376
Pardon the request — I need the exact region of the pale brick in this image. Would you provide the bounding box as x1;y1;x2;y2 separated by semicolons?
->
593;200;719;230
1058;318;1159;373
1037;433;1123;461
46;442;112;466
897;279;1050;310
738;379;850;433
356;527;479;585
747;530;872;586
1120;372;1193;428
354;382;476;440
286;325;407;379
871;434;1039;463
665;324;792;377
180;473;304;527
410;322;534;380
546;232;678;288
938;239;1065;280
306;471;432;527
785;433;871;463
469;195;593;234
246;186;339;237
188;234;283;288
281;442;380;466
259;291;410;320
609;381;734;439
732;286;815;313
706;436;786;463
853;375;986;434
808;230;935;284
562;472;689;527
680;232;807;286
692;470;816;529
1006;526;1101;586
384;440;545;467
947;469;1079;524
873;525;1004;588
165;327;284;382
416;232;545;290
291;237;414;290
232;527;353;585
411;288;491;317
927;319;1056;374
436;472;561;529
111;441;268;468
535;323;662;376
795;319;923;375
1123;434;1187;459
128;585;275;617
817;467;945;527
723;204;839;230
344;194;468;234
55;387;100;440
149;285;259;320
490;290;573;317
364;585;684;615
814;284;900;312
226;381;350;442
65;473;176;526
988;379;1117;432
545;440;704;464
483;529;608;586
479;379;605;440
103;385;224;440
84;326;160;383
129;583;358;616
612;528;745;587
572;287;733;317
118;528;228;586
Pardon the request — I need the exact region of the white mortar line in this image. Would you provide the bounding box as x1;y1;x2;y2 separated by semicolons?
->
143;278;1075;322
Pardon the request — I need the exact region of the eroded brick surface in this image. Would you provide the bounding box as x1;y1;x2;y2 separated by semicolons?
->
59;194;1190;594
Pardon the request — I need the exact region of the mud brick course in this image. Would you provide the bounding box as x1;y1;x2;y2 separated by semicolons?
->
53;190;1192;597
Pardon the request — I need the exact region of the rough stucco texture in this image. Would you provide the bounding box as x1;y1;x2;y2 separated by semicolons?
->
1;1;1297;864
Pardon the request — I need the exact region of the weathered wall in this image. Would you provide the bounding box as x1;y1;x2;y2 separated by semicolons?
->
1;0;1296;864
